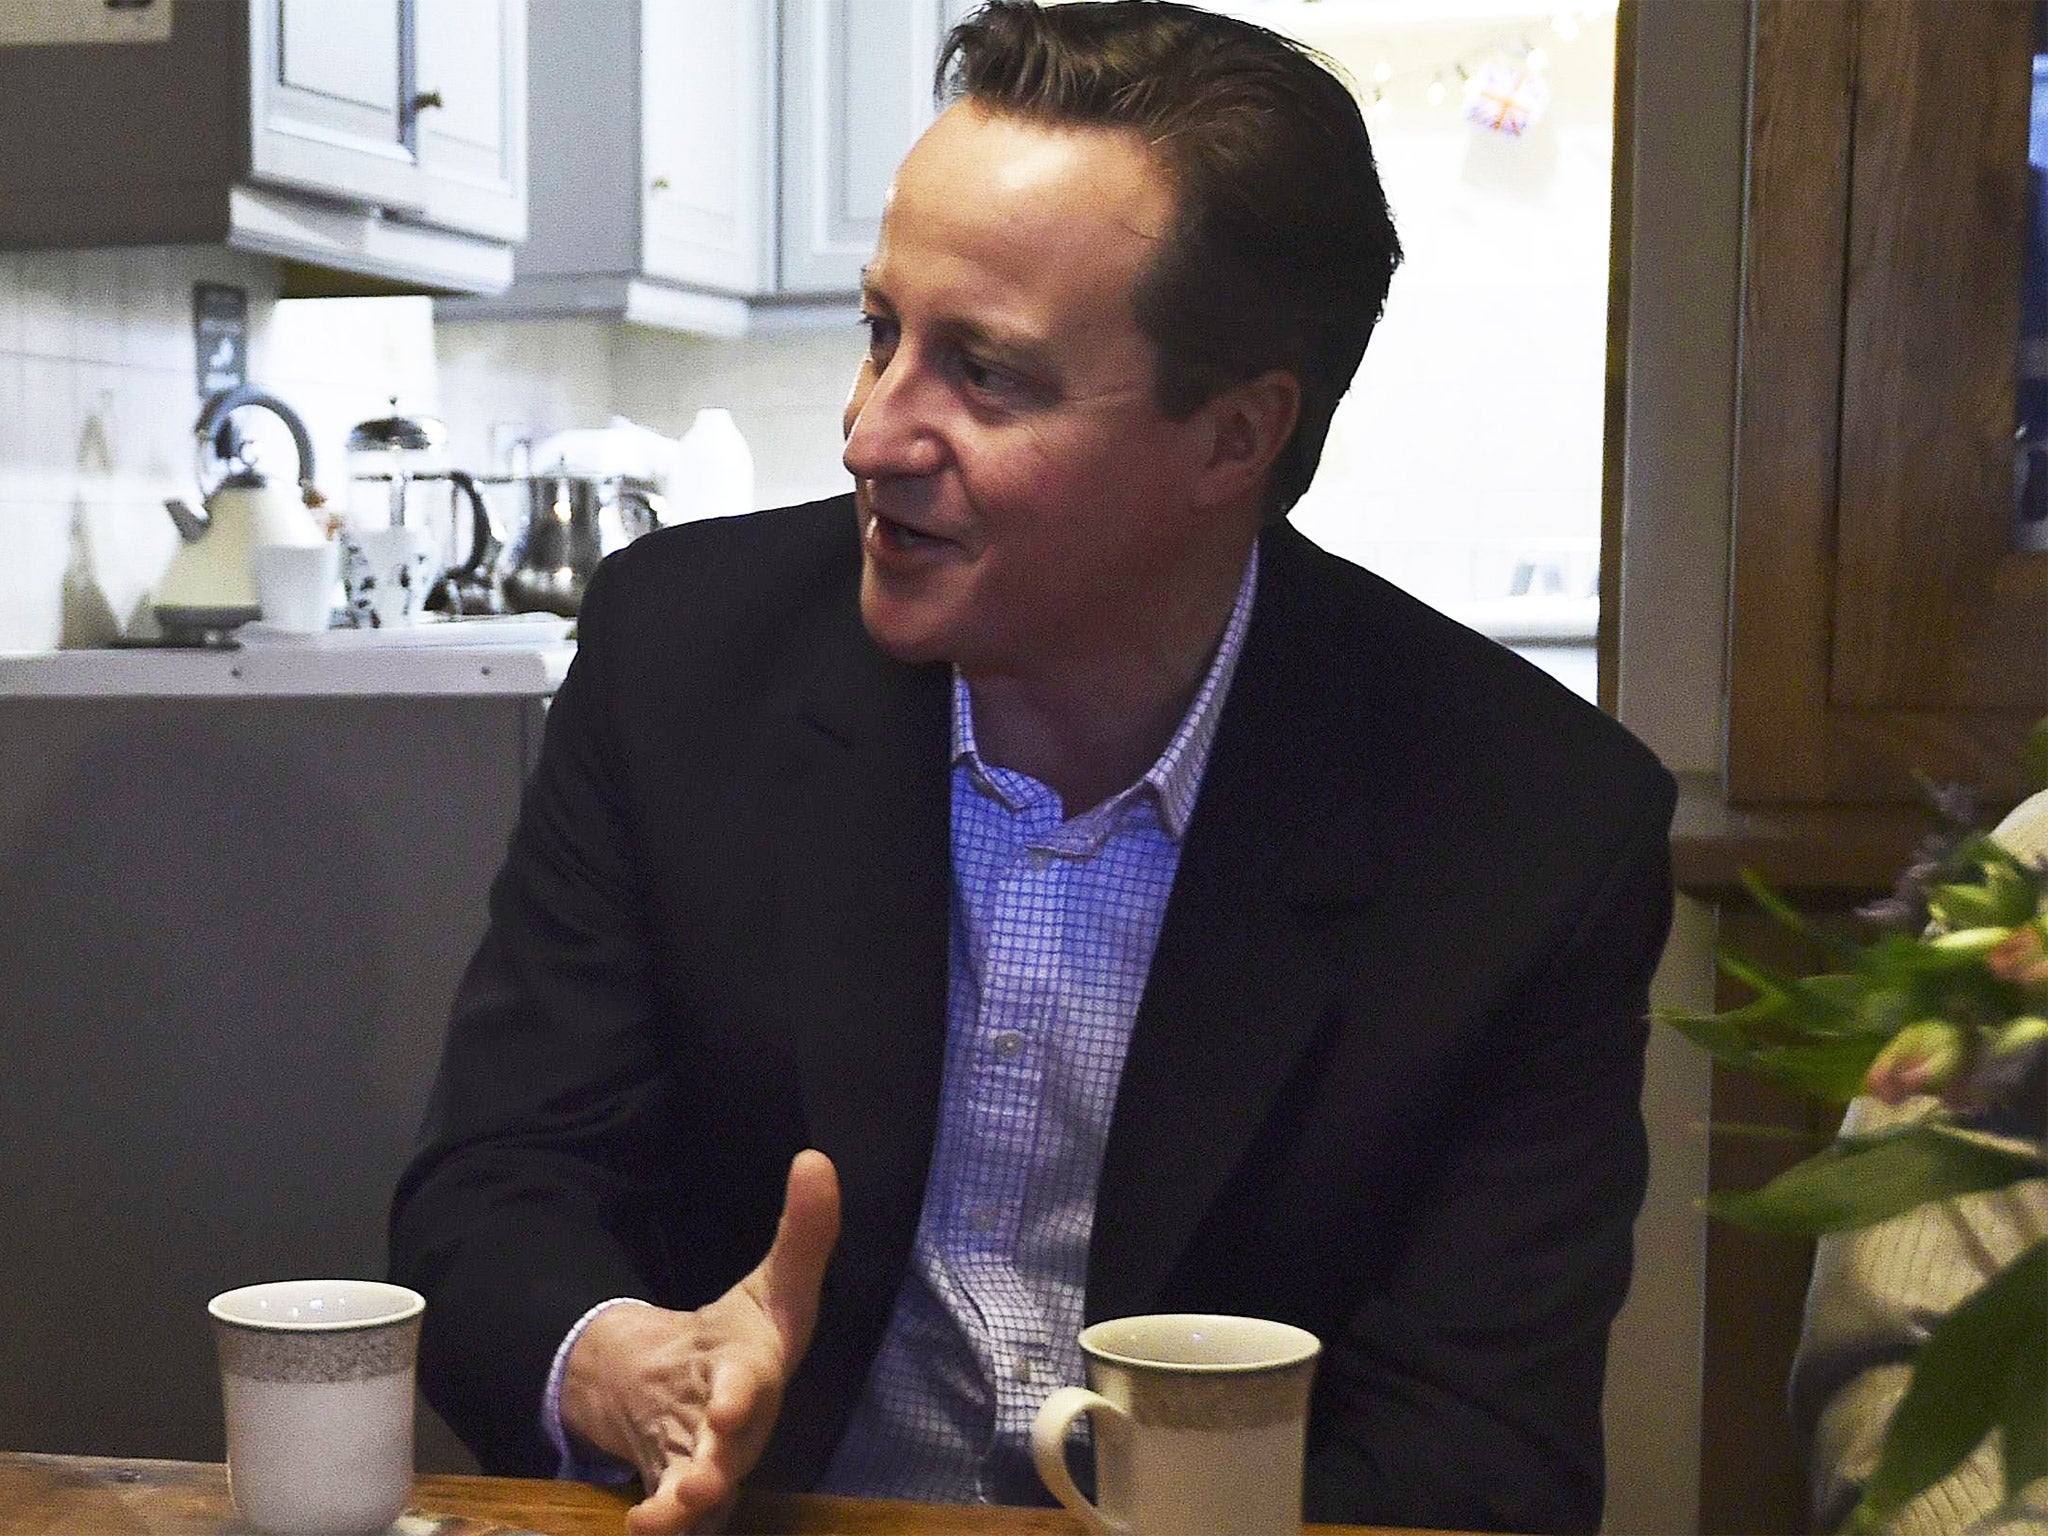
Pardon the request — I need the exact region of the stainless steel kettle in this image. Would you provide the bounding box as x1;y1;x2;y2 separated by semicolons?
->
157;385;328;644
501;473;664;617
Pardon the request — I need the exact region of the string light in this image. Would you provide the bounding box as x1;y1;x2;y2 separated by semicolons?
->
1348;13;1597;116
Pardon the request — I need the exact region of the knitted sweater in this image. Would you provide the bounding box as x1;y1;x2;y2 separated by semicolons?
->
1789;792;2048;1535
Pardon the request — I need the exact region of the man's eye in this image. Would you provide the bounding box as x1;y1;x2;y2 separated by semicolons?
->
858;312;897;357
958;353;1007;392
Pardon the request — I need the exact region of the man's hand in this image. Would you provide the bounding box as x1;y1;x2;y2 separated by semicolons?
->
560;1151;842;1535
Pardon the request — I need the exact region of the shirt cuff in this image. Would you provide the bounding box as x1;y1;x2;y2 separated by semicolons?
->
542;1295;656;1484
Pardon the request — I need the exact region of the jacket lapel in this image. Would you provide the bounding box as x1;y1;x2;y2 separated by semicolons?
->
1088;525;1384;1321
767;612;953;1302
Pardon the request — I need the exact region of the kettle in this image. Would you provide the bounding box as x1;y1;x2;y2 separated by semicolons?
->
157;385;328;644
501;472;665;617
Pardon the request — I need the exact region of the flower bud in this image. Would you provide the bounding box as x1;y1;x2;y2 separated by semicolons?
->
1984;925;2048;991
1863;1020;1966;1105
1928;926;2014;955
1990;1014;2048;1056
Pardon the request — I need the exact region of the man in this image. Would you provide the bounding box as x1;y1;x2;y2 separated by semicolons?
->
390;5;1678;1534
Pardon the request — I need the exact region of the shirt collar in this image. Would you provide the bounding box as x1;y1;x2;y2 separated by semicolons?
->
949;541;1259;842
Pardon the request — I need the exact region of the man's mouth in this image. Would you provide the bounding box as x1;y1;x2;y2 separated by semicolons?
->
867;511;954;553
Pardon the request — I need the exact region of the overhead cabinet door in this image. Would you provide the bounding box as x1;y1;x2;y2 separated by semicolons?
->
252;0;418;211
640;0;773;295
414;0;529;241
252;0;526;240
779;0;950;295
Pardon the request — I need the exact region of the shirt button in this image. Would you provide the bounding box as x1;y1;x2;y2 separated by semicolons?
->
993;1030;1024;1059
1014;1357;1034;1384
1024;848;1052;870
970;1205;999;1233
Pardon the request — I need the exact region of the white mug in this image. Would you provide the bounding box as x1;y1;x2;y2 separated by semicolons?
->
254;542;340;634
341;525;438;629
208;1279;424;1535
1031;1313;1320;1536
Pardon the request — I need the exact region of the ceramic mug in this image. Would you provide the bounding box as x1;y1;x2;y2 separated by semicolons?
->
341;525;437;629
208;1279;424;1535
254;542;340;634
1031;1313;1320;1536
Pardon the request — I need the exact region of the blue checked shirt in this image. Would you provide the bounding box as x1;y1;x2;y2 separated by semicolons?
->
545;546;1258;1501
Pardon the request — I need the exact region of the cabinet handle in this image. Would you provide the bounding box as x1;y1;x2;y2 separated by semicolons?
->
650;175;672;192
410;90;446;115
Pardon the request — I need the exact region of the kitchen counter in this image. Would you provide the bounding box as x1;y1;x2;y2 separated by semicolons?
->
0;640;574;698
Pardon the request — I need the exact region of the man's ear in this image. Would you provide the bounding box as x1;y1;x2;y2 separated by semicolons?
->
1191;369;1301;511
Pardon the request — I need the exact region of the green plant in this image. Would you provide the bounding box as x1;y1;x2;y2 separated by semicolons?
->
1662;744;2048;1534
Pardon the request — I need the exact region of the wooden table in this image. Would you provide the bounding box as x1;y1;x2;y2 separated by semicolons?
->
0;1452;1454;1535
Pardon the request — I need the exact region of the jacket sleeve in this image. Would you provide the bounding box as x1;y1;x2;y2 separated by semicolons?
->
388;556;689;1476
1302;769;1675;1534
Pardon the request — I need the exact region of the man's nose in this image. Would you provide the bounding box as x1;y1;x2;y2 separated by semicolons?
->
843;356;945;481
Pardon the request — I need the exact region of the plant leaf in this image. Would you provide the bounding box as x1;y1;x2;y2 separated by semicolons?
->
1706;1125;2047;1237
2004;1297;2048;1509
2023;716;2048;795
1738;868;1862;961
1744;1034;1892;1103
1851;1239;2048;1533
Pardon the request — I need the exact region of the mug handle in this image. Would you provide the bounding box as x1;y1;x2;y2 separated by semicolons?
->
1031;1387;1130;1536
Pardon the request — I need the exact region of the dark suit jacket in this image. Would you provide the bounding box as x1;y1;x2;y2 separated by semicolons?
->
390;493;1677;1534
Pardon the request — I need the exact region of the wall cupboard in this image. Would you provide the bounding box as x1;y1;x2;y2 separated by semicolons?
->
445;0;965;335
0;0;527;295
1730;0;2047;806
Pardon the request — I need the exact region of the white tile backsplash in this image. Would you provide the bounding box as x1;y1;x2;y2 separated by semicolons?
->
18;356;76;476
0;247;283;651
16;251;74;359
0;255;18;354
71;250;124;366
0;352;23;502
0;502;71;652
118;249;193;374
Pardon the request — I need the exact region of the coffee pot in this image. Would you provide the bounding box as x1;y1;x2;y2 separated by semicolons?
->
158;385;328;645
344;403;504;615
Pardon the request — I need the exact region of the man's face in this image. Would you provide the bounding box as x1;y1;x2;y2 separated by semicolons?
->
843;102;1229;681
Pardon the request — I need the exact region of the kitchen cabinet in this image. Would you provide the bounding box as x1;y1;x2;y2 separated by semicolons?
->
446;0;956;336
0;650;566;1472
0;0;527;296
778;0;952;295
638;0;775;296
1728;0;2047;805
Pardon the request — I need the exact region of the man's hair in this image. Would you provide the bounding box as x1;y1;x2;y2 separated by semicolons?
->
938;0;1401;521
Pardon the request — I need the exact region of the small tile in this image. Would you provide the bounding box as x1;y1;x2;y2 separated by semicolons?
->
129;370;203;487
89;498;181;635
19;356;76;475
71;250;124;365
0;253;21;353
120;247;193;375
73;361;127;479
16;250;74;359
0;353;25;502
0;501;70;652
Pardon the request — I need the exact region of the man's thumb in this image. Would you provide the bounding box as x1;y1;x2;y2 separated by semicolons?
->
756;1150;841;1351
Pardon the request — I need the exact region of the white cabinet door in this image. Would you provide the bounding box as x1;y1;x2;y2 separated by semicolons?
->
413;0;529;241
251;0;525;240
778;0;949;295
251;0;422;212
640;0;774;296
